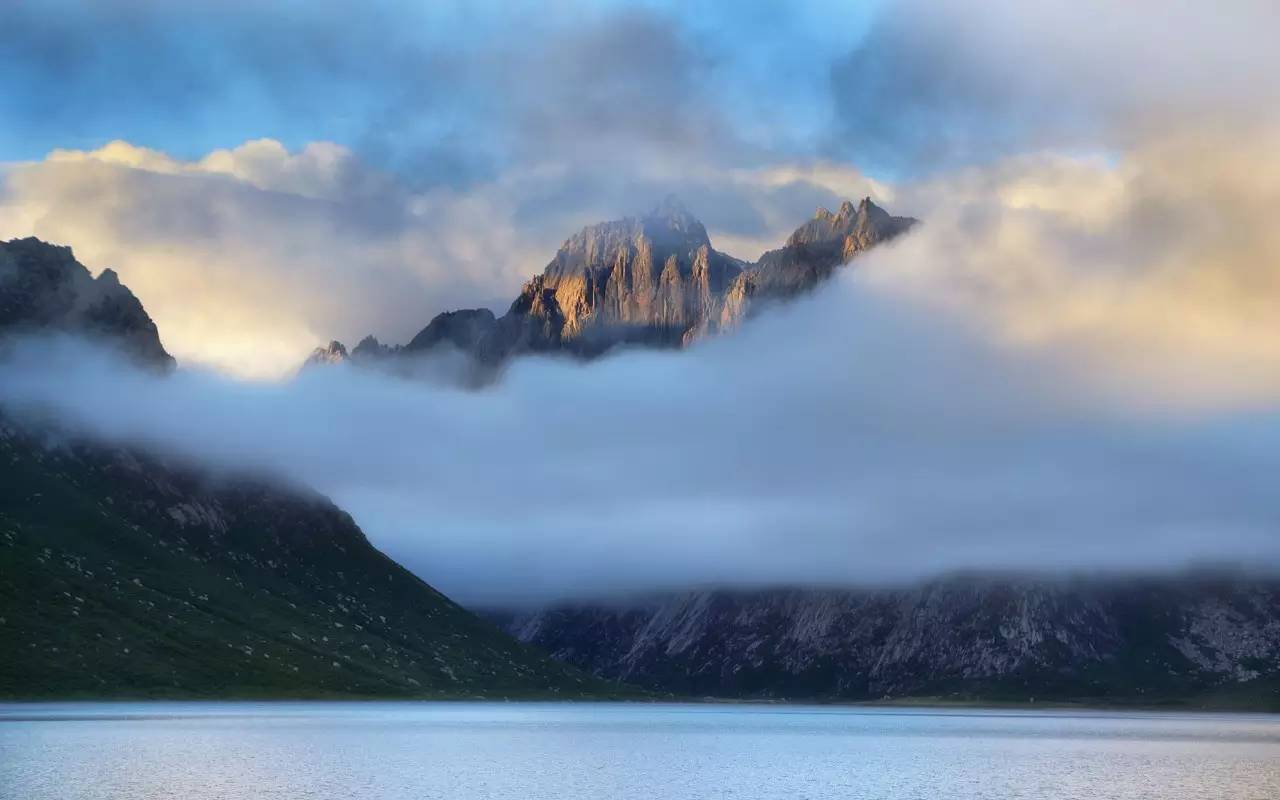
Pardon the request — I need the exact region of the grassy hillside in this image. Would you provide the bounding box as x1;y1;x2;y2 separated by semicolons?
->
0;420;625;699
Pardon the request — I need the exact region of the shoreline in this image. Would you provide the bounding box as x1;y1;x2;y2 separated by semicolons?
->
3;693;1277;716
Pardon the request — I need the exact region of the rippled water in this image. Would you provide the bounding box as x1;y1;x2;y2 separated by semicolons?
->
2;702;1279;799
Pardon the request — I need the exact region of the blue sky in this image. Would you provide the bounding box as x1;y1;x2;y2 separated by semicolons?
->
1;0;884;175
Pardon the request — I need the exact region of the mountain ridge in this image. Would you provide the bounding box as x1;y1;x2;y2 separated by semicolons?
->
308;197;917;369
1;237;175;370
499;577;1280;709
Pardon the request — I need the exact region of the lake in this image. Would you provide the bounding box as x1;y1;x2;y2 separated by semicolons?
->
2;703;1278;799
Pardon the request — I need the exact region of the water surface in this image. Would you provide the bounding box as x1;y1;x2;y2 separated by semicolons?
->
2;702;1278;799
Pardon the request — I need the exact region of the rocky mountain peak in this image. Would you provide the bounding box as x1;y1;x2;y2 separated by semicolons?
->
785;196;897;248
307;197;918;370
351;335;394;360
751;197;917;296
304;340;349;367
405;308;497;353
0;237;175;370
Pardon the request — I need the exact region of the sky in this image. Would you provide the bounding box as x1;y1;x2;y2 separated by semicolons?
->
2;0;1279;605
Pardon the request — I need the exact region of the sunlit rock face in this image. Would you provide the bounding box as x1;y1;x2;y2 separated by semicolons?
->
311;197;917;369
516;197;747;354
0;237;174;370
751;197;918;297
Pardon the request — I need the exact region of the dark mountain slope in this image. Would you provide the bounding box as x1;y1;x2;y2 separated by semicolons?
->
0;422;605;699
0;237;174;369
0;237;614;699
503;579;1280;709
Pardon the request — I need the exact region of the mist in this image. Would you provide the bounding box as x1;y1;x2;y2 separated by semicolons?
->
3;251;1277;606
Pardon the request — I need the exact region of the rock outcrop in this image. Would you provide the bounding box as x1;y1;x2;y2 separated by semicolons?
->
0;237;174;370
510;196;749;354
304;340;349;367
750;197;918;297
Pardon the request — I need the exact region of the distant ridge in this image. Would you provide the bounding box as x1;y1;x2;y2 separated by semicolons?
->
501;577;1280;710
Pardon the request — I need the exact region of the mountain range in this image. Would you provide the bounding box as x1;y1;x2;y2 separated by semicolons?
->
499;577;1280;708
306;196;916;369
4;197;1279;709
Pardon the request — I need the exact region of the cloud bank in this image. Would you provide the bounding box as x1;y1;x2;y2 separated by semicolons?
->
3;240;1278;606
829;0;1280;171
872;129;1280;409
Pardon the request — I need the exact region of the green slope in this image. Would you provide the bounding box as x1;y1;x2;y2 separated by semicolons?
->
0;421;622;699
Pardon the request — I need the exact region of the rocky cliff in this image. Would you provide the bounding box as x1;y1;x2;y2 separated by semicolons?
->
510;197;749;353
503;577;1280;708
751;197;918;297
311;197;917;368
0;237;174;370
0;239;614;699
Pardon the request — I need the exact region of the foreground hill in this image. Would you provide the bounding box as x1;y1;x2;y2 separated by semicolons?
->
0;238;611;699
502;578;1280;710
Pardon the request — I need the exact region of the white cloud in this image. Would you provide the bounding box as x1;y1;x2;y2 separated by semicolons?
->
0;139;882;377
874;127;1280;409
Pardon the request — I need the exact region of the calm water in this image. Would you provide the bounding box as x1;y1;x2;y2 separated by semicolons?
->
2;702;1279;799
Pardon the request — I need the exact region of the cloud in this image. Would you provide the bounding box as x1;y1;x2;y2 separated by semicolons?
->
0;140;529;377
828;0;1280;172
0;1;870;178
3;246;1278;607
0;138;883;377
869;127;1280;408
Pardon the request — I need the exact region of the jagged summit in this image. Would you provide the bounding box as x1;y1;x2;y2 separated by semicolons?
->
352;335;394;360
785;197;900;248
307;197;918;371
406;308;497;354
813;198;865;221
0;237;175;370
757;196;917;295
304;340;349;367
